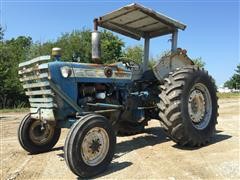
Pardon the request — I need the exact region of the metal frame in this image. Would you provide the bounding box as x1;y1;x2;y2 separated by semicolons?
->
171;30;178;52
143;29;178;72
143;35;150;72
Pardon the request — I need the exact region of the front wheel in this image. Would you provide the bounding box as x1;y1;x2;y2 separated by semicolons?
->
18;114;61;154
64;114;116;178
158;67;218;146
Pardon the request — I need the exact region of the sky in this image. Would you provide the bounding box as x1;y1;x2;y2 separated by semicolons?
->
1;0;239;86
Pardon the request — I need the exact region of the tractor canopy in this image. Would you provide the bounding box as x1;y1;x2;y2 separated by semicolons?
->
95;3;186;40
93;3;187;72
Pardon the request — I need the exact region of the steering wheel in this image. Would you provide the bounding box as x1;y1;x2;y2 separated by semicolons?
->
117;57;140;70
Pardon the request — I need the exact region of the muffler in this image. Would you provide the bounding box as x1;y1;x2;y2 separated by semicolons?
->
92;19;101;63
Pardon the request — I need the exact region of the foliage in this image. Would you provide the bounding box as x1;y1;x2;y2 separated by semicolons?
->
160;50;171;57
123;45;143;64
190;57;218;88
148;59;157;68
192;57;205;68
27;29;124;64
224;64;240;89
122;45;158;68
0;26;32;108
56;30;92;62
100;30;124;63
0;26;4;41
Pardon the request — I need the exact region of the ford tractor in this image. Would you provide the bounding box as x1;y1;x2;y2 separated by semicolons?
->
18;3;218;178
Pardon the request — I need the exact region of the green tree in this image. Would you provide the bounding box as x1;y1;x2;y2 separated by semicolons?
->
224;64;240;89
27;41;55;59
55;30;91;62
192;57;206;68
0;26;4;41
100;30;124;63
28;29;124;64
123;45;143;64
160;50;171;57
148;58;157;68
0;30;32;108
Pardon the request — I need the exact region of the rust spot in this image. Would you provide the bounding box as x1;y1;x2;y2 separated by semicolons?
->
89;63;104;68
104;67;113;78
115;71;130;77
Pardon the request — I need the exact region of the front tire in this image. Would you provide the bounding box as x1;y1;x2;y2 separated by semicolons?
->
158;67;218;146
64;114;116;178
18;114;61;154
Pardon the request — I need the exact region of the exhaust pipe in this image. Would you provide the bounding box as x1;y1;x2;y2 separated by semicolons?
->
92;19;101;63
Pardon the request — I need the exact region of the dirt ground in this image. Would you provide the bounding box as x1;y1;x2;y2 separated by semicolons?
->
1;98;239;180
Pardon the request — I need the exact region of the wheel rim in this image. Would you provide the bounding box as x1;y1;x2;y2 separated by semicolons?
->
81;127;109;166
29;120;55;145
188;83;212;130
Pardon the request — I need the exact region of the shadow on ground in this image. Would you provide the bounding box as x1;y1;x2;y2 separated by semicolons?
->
56;126;168;179
56;126;168;158
172;129;232;150
55;126;231;179
28;146;64;155
90;161;133;179
114;127;169;159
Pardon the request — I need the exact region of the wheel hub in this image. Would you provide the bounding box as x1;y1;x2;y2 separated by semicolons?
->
188;89;206;123
89;139;101;153
29;120;54;145
188;83;212;130
81;127;109;166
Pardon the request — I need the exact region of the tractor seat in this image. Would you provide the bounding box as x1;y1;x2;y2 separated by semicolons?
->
142;70;157;81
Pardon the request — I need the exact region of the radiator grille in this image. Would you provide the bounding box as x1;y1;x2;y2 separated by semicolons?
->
19;56;56;112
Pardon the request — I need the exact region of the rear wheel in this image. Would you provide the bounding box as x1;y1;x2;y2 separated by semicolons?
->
157;67;218;146
64;114;116;178
18;114;61;153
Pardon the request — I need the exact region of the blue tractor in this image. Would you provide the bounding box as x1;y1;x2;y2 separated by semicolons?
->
18;3;218;178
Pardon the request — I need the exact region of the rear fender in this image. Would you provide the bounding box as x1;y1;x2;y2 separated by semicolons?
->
153;50;194;81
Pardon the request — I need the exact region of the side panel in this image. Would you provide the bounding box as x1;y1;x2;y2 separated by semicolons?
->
49;62;77;101
48;62;78;120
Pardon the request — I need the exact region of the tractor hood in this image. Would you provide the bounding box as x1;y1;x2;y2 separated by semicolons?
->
19;56;133;121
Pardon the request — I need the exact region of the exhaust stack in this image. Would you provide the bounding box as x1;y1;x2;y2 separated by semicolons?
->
92;19;101;63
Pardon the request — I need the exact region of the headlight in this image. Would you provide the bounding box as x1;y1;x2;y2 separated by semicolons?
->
60;66;72;78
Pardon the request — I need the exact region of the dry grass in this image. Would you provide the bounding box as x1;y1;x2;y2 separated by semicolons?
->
0;108;29;113
217;92;240;99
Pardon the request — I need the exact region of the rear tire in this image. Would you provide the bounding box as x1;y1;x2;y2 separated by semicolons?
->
157;67;218;146
18;114;61;154
64;114;116;178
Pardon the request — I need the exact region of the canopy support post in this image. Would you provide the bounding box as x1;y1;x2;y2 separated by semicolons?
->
171;29;178;52
143;35;150;72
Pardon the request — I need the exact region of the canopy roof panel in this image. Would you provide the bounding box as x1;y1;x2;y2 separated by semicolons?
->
97;3;187;40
